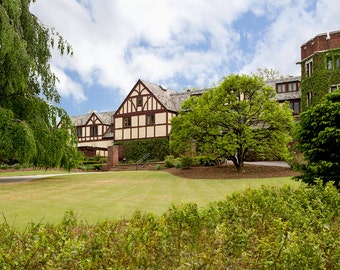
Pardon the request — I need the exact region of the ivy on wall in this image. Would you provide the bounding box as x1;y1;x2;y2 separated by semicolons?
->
120;138;170;162
301;49;340;111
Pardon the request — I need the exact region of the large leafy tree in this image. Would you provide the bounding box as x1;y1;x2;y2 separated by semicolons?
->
0;0;80;169
170;74;295;171
294;89;340;187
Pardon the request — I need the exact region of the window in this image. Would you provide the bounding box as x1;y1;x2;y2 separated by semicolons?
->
123;117;131;127
330;84;339;93
137;96;143;106
276;84;285;93
146;114;155;125
307;91;313;107
76;127;82;137
306;60;313;77
288;82;297;92
327;57;333;70
90;125;98;136
335;56;340;69
290;100;300;115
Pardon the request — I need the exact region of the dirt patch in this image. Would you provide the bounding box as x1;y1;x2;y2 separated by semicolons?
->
164;163;300;179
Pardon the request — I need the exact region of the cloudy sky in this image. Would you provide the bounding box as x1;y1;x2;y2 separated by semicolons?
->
30;0;340;116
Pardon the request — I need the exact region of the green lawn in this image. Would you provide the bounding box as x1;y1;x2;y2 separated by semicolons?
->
0;170;300;229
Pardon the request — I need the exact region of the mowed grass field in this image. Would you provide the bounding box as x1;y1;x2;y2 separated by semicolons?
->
0;170;300;229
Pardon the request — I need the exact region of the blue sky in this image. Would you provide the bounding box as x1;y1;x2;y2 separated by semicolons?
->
30;0;340;116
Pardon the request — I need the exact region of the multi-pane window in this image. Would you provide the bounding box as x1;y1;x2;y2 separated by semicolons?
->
306;60;313;77
90;125;98;136
123;117;131;127
276;82;298;93
146;114;155;125
288;82;297;92
76;127;82;137
137;96;143;106
276;84;285;93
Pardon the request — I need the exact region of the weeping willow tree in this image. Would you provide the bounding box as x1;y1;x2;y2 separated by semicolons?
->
0;0;80;169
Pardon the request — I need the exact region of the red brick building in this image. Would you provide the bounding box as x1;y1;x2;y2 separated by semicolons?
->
298;30;340;110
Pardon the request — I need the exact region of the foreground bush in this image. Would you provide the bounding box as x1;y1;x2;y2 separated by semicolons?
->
0;181;339;269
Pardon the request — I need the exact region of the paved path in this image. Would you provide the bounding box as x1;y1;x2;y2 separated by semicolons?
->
245;161;290;167
0;174;66;184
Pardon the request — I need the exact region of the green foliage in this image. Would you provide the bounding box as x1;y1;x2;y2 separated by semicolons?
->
79;156;106;170
0;182;339;269
193;155;216;166
121;138;169;162
179;156;193;169
170;74;295;171
164;155;176;168
0;1;79;170
0;164;9;170
13;163;21;170
294;89;340;187
155;164;162;170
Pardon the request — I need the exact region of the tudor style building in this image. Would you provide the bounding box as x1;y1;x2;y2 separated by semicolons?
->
113;80;179;142
70;111;115;157
71;77;301;159
297;30;340;111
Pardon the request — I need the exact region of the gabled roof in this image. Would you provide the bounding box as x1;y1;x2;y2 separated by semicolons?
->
170;89;209;111
141;80;209;112
70;111;115;126
141;80;179;111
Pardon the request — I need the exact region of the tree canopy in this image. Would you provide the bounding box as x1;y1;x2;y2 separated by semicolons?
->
170;74;295;171
294;89;340;187
0;0;79;169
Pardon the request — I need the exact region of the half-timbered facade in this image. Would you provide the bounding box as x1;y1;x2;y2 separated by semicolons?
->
113;80;179;142
70;111;115;157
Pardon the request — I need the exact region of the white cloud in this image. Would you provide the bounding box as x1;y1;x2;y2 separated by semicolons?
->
52;66;87;103
240;0;340;76
30;0;340;114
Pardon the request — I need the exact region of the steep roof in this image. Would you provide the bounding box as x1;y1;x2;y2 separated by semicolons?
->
170;89;209;111
70;111;115;126
141;80;178;111
141;80;209;112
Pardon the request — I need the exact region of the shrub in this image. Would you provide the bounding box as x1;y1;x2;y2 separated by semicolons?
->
164;155;176;168
81;164;94;171
180;156;193;169
13;163;21;170
155;164;162;170
0;164;9;170
193;155;216;166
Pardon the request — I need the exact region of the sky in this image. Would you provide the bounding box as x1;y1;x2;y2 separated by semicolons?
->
30;0;340;116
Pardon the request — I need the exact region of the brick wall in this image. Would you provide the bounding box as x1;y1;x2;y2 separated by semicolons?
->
301;30;340;60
